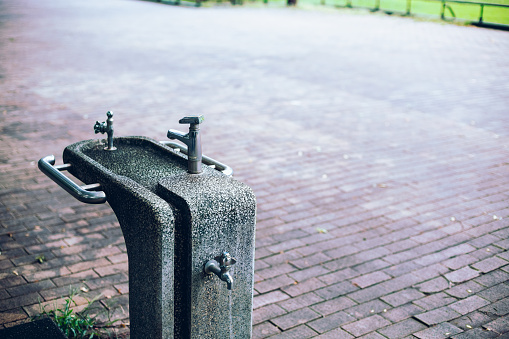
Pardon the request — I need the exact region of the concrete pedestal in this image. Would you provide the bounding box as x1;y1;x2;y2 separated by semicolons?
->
62;136;256;339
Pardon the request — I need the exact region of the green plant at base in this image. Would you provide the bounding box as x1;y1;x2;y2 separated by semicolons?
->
34;288;121;339
35;254;46;264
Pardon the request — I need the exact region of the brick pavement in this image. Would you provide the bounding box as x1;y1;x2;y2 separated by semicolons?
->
1;0;509;337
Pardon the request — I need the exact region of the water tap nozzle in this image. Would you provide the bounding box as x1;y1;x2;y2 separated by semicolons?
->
94;111;116;151
167;115;204;174
204;252;237;290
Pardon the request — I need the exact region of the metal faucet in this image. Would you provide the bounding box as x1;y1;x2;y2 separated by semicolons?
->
167;115;204;174
204;252;236;290
94;111;116;151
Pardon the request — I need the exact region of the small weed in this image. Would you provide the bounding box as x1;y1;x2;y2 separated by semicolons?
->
35;254;46;264
34;288;123;338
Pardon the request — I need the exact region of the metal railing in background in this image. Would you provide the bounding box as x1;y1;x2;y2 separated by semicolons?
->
328;0;509;27
153;0;509;29
435;0;509;24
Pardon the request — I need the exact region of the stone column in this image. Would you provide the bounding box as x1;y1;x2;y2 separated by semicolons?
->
158;171;256;339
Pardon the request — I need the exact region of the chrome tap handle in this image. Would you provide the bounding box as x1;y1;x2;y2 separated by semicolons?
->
220;252;237;270
167;115;204;174
93;111;116;151
179;115;204;125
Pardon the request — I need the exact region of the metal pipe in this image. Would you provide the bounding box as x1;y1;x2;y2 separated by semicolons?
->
38;155;106;204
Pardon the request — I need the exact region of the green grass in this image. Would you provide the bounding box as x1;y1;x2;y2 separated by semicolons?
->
33;289;122;339
235;0;509;26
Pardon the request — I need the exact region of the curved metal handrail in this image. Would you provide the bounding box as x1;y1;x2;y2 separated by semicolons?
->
159;141;233;177
38;155;107;204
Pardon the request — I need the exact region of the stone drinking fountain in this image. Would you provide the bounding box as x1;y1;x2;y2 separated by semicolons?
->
38;112;256;338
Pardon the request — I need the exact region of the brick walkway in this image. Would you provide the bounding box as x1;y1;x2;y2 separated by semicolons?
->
1;0;509;337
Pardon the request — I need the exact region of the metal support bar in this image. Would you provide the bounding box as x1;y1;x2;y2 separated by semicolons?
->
38;155;107;204
160;141;233;177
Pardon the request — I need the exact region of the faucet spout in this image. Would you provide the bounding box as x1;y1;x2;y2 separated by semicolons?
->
222;272;233;290
204;252;236;291
167;115;204;174
167;129;189;145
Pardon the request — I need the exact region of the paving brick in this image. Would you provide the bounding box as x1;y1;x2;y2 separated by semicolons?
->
414;306;462;325
477;283;509;302
415;277;450;293
382;289;426;307
450;311;494;331
347;284;387;305
252;304;287;325
483;315;509;334
412;263;450;280
287;265;329;282
471;256;509;273
318;268;359;285
0;308;28;324
451;328;499;339
351;271;391;288
264;324;317;339
316;281;359;300
384;261;423;278
382;304;424;323
493;239;509;251
468;234;501;249
253;322;281;338
315;327;354;339
281;277;326;297
445;267;480;283
267;239;305;254
498;250;509;261
342;314;391;337
84;273;128;290
357;331;388;339
345;299;392;319
277;292;323;313
352;259;391;275
94;262;128;277
449;295;491;315
413;322;463;339
289;253;330;270
23;294;90;317
113;282;129;295
311;296;357;316
377;318;427;338
271;307;321;331
0;290;10;300
0;275;26;289
444;281;485;299
106;252;128;264
6;279;55;297
413;292;457;311
0;293;41;312
479;297;509;316
23;266;71;282
308;311;356;334
257;263;296;280
255;275;296;294
470;246;504;260
263;250;303;267
474;269;509;287
253;291;291;309
67;257;111;274
51;269;99;287
442;254;479;270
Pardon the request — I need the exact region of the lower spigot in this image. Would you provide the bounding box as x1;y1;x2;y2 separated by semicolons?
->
204;252;236;290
